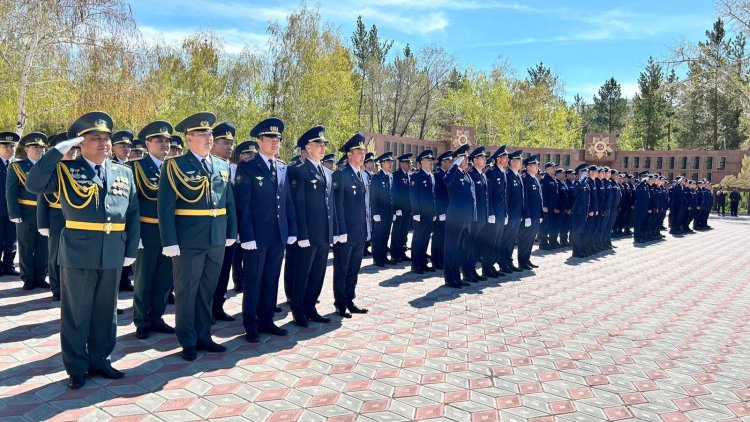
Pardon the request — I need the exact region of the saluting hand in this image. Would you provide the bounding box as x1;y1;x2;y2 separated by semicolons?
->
54;136;84;154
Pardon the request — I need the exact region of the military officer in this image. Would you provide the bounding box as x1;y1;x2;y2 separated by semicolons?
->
7;132;49;290
283;150;305;304
409;149;436;274
431;150;452;270
370;152;395;267
633;171;652;243
37;133;78;300
570;163;590;258
582;166;600;254
322;153;335;171
331;133;369;318
390;153;413;262
157;112;238;361
235;117;296;342
518;155;542;270
111;130;132;164
336;155;347;171
604;168;621;249
211;122;238;323
499;150;524;273
288;125;337;327
0;132;19;276
129;138;146;160
362;152;375;257
26;112;140;389
557;168;572;246
484;146;508;277
466;146;489;281
539;162;559;250
168;135;184;158
130;121;175;339
443;144;474;288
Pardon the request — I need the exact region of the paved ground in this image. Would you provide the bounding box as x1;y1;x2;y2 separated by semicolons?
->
1;216;749;421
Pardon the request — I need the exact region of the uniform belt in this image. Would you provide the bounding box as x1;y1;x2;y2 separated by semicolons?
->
174;208;226;217
140;216;159;224
49;203;62;209
18;199;37;206
66;221;125;234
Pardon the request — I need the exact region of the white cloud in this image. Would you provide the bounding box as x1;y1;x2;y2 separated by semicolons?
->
139;25;268;55
353;9;450;35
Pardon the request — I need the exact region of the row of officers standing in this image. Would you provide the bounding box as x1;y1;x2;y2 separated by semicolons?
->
1;112;715;390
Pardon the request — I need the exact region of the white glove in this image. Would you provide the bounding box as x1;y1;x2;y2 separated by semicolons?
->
242;241;257;250
336;234;347;244
524;218;531;227
454;156;465;166
287;236;297;245
432;216;436;221
439;214;446;221
396;210;402;216
504;217;509;225
123;257;136;266
413;215;421;222
488;215;496;224
373;215;381;222
539;218;543;223
38;228;49;237
298;239;311;248
162;245;181;257
392;215;397;221
225;238;236;247
54;136;84;154
138;239;144;249
11;218;21;223
333;235;339;243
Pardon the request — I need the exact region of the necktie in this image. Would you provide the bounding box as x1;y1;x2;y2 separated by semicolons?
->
269;158;277;182
356;170;363;183
317;165;327;187
201;158;211;175
95;164;105;184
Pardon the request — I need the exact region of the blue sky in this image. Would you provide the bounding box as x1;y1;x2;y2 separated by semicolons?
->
129;0;718;103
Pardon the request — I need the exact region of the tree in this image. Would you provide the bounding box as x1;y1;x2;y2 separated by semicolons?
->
592;77;627;133
632;57;669;150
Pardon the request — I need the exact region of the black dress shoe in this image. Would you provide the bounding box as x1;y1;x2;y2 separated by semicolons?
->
119;283;134;292
117;309;124;315
385;258;397;265
90;365;125;379
434;264;444;270
334;306;352;319
35;279;50;288
22;282;34;290
308;312;332;323
463;276;479;284
233;285;244;293
509;265;523;272
519;263;533;270
245;333;260;343
527;261;539;268
293;315;309;327
52;294;60;301
459;280;471;286
213;311;235;322
472;272;488;281
3;268;20;276
347;304;369;314
197;341;227;353
411;268;424;274
151;320;175;334
68;374;86;390
182;347;197;361
423;265;436;272
135;326;150;339
167;292;175;304
373;262;386;267
259;324;288;336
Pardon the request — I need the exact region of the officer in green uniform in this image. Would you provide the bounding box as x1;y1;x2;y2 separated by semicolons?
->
157;112;238;361
37;133;79;300
7;132;49;290
112;130;136;292
130;121;175;339
26;111;140;390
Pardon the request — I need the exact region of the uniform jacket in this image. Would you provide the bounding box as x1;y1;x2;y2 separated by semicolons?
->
289;159;338;245
6;158;39;221
486;166;507;220
129;156;165;248
541;173;559;210
572;179;590;215
434;168;449;216
370;171;393;221
333;164;367;243
522;173;543;220
409;169;436;220
506;169;525;221
444;165;476;222
392;168;412;214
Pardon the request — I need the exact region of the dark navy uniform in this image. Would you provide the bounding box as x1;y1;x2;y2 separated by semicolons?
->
369;153;394;267
390;155;412;261
7;133;49;289
539;165;558;249
430;151;452;270
283;154;303;301
633;174;651;243
570;164;590;258
0;132;19;275
465;147;489;281
517;155;542;268
485;146;508;276
235;118;296;341
442;145;475;288
409;150;436;273
557;170;572;246
288;126;338;326
332;134;369;317
499;150;524;273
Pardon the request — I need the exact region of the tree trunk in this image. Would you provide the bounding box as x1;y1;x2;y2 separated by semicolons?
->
16;6;44;135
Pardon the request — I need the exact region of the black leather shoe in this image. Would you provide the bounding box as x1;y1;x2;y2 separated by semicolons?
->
434;264;444;270
472;272;488;281
527;261;539;268
90;365;125;379
373;262;386;267
293;313;309;327
22;282;34;290
135;326;150;339
245;334;260;343
335;306;352;319
423;265;436;272
68;374;86;390
309;312;332;323
151;320;175;334
35;280;50;288
52;294;60;301
213;311;235;322
519;263;533;270
117;308;124;315
411;268;424;274
197;341;227;353
3;268;20;276
459;280;471;286
463;276;479;284
347;304;368;314
167;292;175;304
182;347;197;361
233;285;244;293
119;283;134;292
509;265;523;272
385;258;397;265
259;324;288;336
275;306;283;313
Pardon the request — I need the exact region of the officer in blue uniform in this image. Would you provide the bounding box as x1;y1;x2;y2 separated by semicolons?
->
604;169;621;249
158;112;238;361
633;171;652;243
484;146;508;277
288;125;337;327
130;121;175;339
442;144;474;288
336;155;347;171
322;153;335;171
466;146;489;281
409;149;436;274
234;117;296;342
370;152;395;267
0;132;19;276
332;133;369;318
518;155;542;270
37;133;79;300
390;153;412;262
431;150;452;270
7;132;49;290
555;168;570;247
499;150;524;273
570;163;590;258
582;165;599;254
539;162;559;250
26;111;140;389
